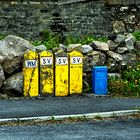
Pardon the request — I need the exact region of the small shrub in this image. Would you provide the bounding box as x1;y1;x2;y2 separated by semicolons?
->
108;78;126;96
31;31;108;49
125;81;140;97
31;31;60;49
133;31;140;41
109;64;140;97
64;34;80;45
31;40;42;46
121;64;140;97
64;34;108;46
122;65;140;82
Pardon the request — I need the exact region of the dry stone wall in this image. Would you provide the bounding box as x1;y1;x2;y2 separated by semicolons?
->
0;0;140;97
0;0;139;40
0;33;140;97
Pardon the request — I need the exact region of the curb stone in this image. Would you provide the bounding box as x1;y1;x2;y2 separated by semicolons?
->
0;110;139;123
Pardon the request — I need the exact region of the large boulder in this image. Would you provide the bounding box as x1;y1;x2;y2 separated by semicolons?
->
67;44;82;52
106;51;122;62
52;44;67;53
115;34;125;44
1;56;23;76
35;45;46;52
59;44;67;52
83;51;106;72
126;33;136;43
97;53;106;66
0;65;5;88
52;47;61;53
83;51;100;72
117;47;128;54
107;40;118;51
125;34;136;51
0;35;35;75
90;41;109;51
80;45;93;54
67;44;93;54
125;38;135;51
2;72;23;96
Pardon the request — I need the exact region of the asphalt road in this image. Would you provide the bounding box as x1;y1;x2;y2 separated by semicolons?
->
0;96;140;119
0;118;140;140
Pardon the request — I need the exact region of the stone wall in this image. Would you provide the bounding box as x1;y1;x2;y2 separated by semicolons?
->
0;33;140;97
0;0;140;40
0;1;53;40
58;0;113;37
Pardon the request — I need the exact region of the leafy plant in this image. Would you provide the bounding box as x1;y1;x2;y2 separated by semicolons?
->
31;30;60;49
31;30;108;49
0;35;5;40
109;64;140;97
63;34;80;45
108;78;126;96
31;40;42;46
64;34;108;46
133;31;140;41
122;65;140;82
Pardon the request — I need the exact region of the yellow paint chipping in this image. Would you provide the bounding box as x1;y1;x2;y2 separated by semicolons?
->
55;51;69;96
69;51;83;94
39;51;54;95
23;50;38;97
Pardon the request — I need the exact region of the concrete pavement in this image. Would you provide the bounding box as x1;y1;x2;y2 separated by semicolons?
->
0;118;140;140
0;96;140;119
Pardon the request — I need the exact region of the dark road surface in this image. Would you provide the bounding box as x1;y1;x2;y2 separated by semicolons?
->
0;118;140;140
0;96;140;119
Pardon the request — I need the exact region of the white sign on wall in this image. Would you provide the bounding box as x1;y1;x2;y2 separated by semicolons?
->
71;57;82;64
40;57;53;66
56;57;68;65
25;60;37;68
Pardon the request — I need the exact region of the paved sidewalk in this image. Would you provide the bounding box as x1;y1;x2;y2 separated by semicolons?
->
0;96;140;119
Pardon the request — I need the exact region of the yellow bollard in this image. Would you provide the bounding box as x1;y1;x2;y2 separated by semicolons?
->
39;50;54;95
23;50;39;97
69;51;83;94
55;51;69;96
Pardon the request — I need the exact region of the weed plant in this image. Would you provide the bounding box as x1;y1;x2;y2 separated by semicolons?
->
31;30;108;49
133;31;140;41
109;64;140;97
